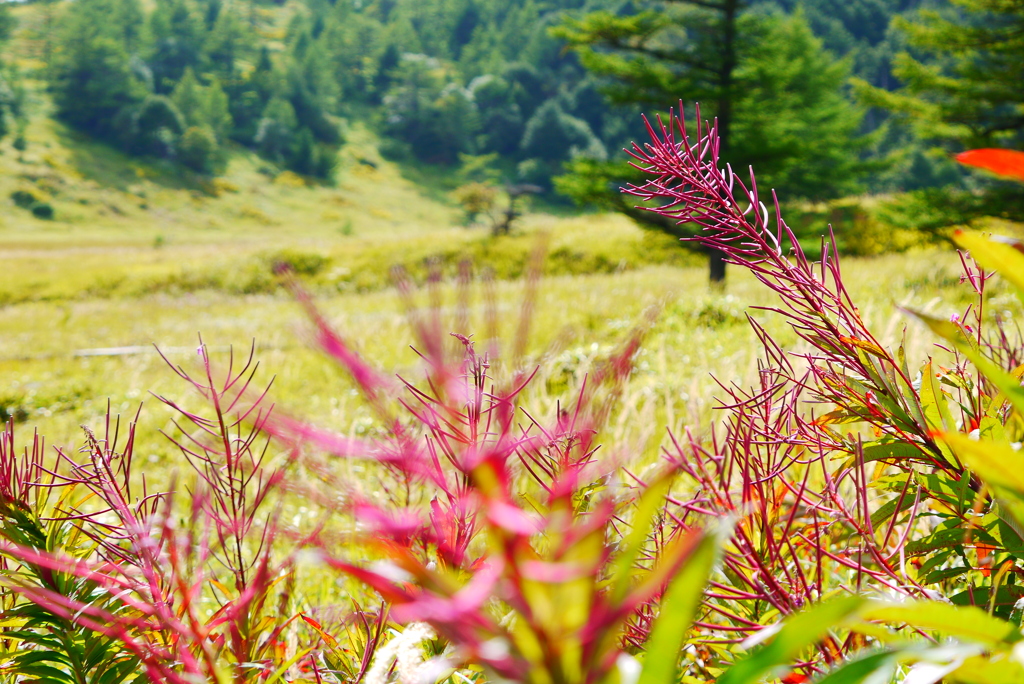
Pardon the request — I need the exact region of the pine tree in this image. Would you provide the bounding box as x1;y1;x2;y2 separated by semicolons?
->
51;0;147;139
147;0;207;93
854;0;1024;149
553;3;867;282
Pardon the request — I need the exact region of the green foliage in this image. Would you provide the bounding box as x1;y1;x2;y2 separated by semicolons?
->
46;0;338;177
452;181;498;225
382;54;480;164
147;0;205;93
31;203;55;220
553;2;869;280
731;11;869;200
170;67;232;142
854;0;1024;150
178;125;218;173
555;4;868;201
255;96;298;165
126;94;185;158
853;0;1024;225
51;0;147;140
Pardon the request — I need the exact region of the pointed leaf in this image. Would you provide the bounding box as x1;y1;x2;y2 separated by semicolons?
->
812;651;898;684
608;474;673;603
953;230;1024;295
940;432;1024;495
636;532;717;684
906;309;1024;417
956;149;1024;182
718;596;866;684
861;601;1017;646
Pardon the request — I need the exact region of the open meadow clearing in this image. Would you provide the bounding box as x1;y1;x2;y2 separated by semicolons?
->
0;225;987;461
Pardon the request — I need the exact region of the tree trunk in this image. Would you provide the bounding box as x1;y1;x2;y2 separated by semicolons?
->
708;248;726;284
707;0;739;285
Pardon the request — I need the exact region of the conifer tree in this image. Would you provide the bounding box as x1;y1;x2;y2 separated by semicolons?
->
554;4;867;282
51;0;147;140
854;0;1024;149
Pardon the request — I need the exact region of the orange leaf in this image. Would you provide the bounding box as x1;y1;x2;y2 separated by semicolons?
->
955;149;1024;182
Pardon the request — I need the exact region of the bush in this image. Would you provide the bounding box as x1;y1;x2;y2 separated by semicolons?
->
178;125;219;173
127;95;185;158
10;189;38;208
451;182;498;225
261;248;329;276
30;202;54;220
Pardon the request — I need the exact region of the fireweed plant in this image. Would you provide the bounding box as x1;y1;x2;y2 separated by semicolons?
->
623;110;1024;674
0;112;1022;683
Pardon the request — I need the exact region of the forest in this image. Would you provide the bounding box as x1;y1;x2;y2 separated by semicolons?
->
1;0;1019;203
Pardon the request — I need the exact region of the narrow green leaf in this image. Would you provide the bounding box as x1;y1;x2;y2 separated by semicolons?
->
812;651;898;684
941;432;1024;496
869;486;919;529
717;596;866;684
862;442;927;465
12;663;75;682
609;474;673;603
906;309;1024;418
637;532;717;684
263;648;314;684
861;602;1017;646
954;231;1024;296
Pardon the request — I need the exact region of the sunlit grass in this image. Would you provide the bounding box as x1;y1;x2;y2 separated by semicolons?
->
0;242;983;467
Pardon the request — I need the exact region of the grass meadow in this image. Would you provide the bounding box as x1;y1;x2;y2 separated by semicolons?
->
0;229;985;466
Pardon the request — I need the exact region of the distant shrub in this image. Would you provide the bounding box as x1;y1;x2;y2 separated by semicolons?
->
30;202;54;220
238;205;274;225
127;95;185;158
520;100;606;163
178;125;218;173
452;182;498;225
10;189;37;208
262;248;329;276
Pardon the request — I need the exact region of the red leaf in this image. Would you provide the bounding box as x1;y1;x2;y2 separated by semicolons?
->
955;149;1024;182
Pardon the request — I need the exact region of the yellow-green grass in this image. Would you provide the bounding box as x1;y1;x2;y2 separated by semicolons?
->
1;245;997;462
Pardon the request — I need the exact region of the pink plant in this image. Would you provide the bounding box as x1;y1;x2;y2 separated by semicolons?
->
265;269;717;684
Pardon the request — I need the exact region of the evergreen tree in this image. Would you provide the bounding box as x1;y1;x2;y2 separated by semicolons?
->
170;67;205;127
520;100;605;163
854;0;1024;150
853;0;1024;225
147;0;207;93
382;54;480;164
205;8;257;81
554;3;867;282
255;96;298;164
179;125;219;172
128;94;185;157
0;3;16;44
51;0;147;140
171;67;232;140
731;11;867;200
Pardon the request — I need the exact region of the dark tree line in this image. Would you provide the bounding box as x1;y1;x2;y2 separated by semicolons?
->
50;0;338;177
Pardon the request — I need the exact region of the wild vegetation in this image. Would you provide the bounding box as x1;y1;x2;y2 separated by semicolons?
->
1;0;1024;682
